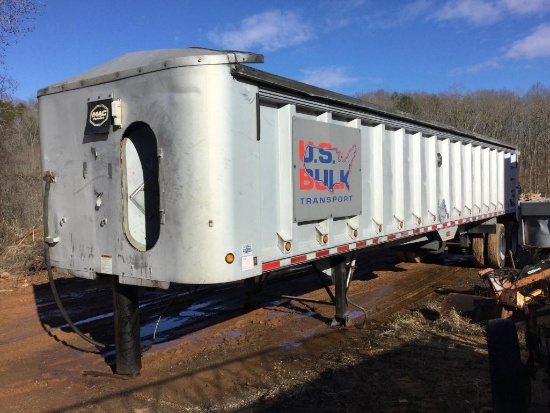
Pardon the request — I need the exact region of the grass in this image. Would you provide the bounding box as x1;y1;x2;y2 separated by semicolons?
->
0;225;43;274
382;300;485;339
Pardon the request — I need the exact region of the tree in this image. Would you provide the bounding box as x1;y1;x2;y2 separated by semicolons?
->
0;0;41;60
0;98;42;251
0;0;41;98
358;85;550;197
391;92;420;115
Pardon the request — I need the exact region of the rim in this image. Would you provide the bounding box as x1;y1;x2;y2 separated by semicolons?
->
499;230;506;263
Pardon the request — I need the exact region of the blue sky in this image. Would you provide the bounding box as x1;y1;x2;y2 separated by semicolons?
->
4;0;550;100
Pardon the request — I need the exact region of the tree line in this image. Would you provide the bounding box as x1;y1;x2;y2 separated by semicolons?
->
0;98;40;250
357;84;550;198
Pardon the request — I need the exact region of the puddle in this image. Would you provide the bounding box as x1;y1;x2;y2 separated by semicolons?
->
440;254;472;265
56;311;113;330
280;341;302;350
141;315;183;337
215;329;243;344
267;299;288;306
349;310;364;320
178;309;205;318
267;311;287;319
187;301;215;311
293;311;317;320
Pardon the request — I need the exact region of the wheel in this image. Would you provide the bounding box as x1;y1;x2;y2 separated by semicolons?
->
487;223;506;269
486;319;529;413
405;251;422;263
395;251;407;262
472;235;486;268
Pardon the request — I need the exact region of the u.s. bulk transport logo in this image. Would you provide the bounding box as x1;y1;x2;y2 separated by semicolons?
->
298;139;357;205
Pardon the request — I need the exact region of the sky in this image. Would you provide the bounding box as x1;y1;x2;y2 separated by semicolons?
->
3;0;550;101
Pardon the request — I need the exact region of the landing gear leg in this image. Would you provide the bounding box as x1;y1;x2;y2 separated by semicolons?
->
113;278;141;376
332;256;349;327
244;275;268;310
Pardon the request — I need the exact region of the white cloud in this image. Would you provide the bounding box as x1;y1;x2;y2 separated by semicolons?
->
323;17;351;30
502;0;550;15
207;10;314;52
320;0;366;29
505;24;550;58
299;67;357;89
431;0;550;25
451;23;550;75
402;0;437;20
466;58;501;73
432;0;503;24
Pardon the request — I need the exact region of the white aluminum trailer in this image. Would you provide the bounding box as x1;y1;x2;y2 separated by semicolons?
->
38;48;519;374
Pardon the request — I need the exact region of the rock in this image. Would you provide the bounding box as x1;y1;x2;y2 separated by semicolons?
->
0;272;10;279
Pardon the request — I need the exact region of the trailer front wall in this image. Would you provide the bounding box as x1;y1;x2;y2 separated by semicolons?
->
40;64;264;286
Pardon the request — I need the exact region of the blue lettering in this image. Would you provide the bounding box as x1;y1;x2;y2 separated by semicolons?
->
303;146;314;163
314;169;320;182
301;144;357;192
323;169;333;190
339;169;350;190
301;195;355;205
318;148;332;164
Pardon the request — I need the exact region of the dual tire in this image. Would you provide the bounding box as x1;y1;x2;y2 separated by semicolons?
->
472;222;517;269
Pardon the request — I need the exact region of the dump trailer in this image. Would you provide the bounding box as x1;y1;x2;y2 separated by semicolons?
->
38;48;519;375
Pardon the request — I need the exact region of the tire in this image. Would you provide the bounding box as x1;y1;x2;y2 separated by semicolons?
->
487;223;506;269
405;251;422;263
395;251;407;262
472;235;486;268
486;319;529;413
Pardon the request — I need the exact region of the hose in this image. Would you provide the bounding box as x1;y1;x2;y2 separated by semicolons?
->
345;258;368;328
43;171;110;350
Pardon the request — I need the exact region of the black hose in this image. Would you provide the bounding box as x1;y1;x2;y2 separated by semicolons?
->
345;260;368;328
43;171;110;350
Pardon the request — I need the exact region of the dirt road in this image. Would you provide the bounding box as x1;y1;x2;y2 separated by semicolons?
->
0;249;522;412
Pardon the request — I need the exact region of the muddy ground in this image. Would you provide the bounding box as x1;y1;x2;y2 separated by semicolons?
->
0;249;547;412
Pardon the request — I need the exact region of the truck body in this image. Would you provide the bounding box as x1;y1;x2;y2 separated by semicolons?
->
519;199;550;249
38;48;519;289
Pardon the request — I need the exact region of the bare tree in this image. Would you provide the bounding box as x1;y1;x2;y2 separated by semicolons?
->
0;0;41;61
358;85;550;197
0;98;42;249
0;0;41;98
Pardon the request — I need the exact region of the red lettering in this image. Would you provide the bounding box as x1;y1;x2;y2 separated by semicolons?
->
298;140;337;192
299;168;314;190
299;140;315;162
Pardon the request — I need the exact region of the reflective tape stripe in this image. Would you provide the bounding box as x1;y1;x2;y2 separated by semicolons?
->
260;209;510;272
